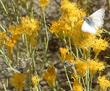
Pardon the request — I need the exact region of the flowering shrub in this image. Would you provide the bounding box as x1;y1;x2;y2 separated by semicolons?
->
0;0;110;91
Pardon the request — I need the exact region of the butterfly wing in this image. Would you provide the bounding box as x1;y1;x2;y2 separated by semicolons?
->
82;8;105;34
89;8;105;28
82;20;96;34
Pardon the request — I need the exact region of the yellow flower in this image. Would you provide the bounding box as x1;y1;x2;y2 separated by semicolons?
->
73;79;83;91
59;47;68;60
8;25;21;36
50;0;87;48
4;25;21;57
10;73;26;91
43;65;57;87
87;59;105;76
92;39;108;54
0;32;7;46
98;76;110;91
60;48;74;64
7;16;40;48
75;59;88;76
5;27;21;54
61;0;85;17
75;59;105;77
78;34;96;49
59;47;74;63
5;37;16;49
65;54;75;64
39;0;49;9
21;16;40;36
32;75;40;87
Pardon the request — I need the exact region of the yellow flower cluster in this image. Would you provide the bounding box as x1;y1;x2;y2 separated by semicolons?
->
10;73;26;91
92;39;108;53
75;59;105;76
59;47;74;63
75;59;88;76
78;34;96;49
49;0;92;48
71;74;83;91
21;16;39;36
49;2;109;90
80;37;108;53
98;76;110;91
20;16;40;47
49;0;108;52
73;79;83;91
87;59;105;76
43;65;57;87
0;16;40;55
59;47;68;60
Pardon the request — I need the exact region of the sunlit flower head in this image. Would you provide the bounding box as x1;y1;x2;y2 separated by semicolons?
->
91;39;108;54
21;16;40;36
59;47;68;60
87;59;105;76
39;0;49;9
75;59;88;76
98;75;110;91
5;25;21;55
5;37;17;49
43;65;57;87
8;16;40;48
32;75;40;87
8;25;21;36
59;47;74;63
61;0;85;17
73;79;83;91
10;73;26;91
77;34;96;49
65;54;75;64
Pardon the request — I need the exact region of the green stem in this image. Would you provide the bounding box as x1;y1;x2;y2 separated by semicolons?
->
53;87;56;91
81;77;86;90
0;24;6;32
0;49;19;73
38;85;42;91
33;86;39;91
0;0;8;14
32;49;36;72
24;34;30;56
94;51;99;59
42;10;49;53
64;65;73;91
79;48;83;57
75;47;79;58
86;69;90;91
3;83;7;91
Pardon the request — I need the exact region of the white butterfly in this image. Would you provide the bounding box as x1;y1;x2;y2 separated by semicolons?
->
82;8;105;34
